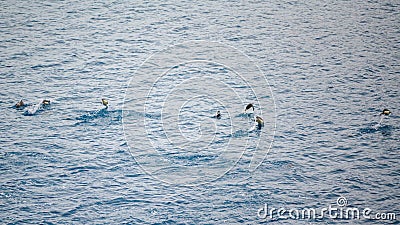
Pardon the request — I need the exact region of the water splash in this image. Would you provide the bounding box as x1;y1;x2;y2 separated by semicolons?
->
23;100;44;116
373;114;384;130
360;114;393;135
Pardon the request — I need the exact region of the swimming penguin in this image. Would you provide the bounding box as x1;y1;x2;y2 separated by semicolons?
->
42;100;50;105
255;116;264;129
245;103;255;113
101;99;109;108
216;110;221;119
381;109;391;116
15;99;25;108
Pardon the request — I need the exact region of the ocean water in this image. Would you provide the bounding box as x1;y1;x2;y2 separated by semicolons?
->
1;0;399;224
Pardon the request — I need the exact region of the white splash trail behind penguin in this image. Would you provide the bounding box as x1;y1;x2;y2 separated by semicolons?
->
24;99;43;115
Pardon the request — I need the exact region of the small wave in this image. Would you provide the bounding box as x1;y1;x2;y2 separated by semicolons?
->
171;153;217;162
237;112;254;118
144;112;161;119
75;109;122;124
359;126;379;134
229;129;248;138
270;160;296;170
122;110;161;119
30;63;62;69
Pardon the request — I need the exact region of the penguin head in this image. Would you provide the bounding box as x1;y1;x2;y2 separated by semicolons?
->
382;109;391;116
101;99;109;107
245;103;254;112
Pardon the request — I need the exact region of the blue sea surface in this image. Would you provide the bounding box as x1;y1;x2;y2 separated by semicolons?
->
1;0;399;224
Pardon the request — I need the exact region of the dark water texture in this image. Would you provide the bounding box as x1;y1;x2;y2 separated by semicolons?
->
1;0;399;224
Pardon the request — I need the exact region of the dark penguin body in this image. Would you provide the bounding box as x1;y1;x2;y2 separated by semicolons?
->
245;103;254;112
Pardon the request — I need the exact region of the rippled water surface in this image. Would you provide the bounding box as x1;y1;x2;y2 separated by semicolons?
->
1;0;399;224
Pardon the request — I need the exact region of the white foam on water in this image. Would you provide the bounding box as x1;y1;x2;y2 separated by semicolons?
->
373;114;384;130
246;115;255;132
24;100;43;115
